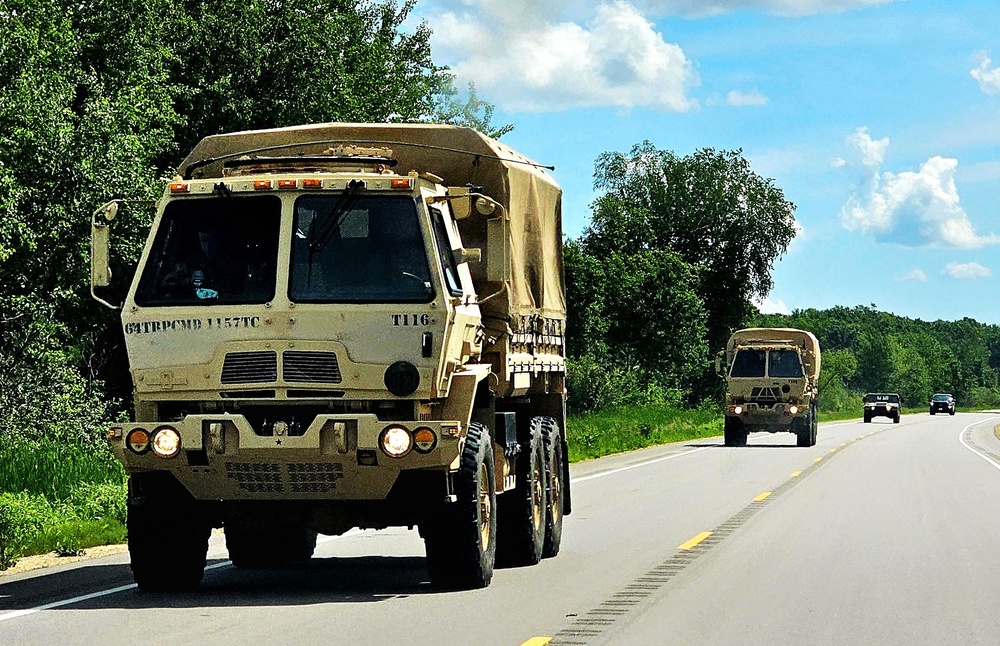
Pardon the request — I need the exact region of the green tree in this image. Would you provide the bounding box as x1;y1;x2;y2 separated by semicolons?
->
584;142;797;351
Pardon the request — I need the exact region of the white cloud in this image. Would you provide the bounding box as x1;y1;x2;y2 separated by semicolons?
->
631;0;898;18
726;89;768;106
429;2;698;112
754;295;791;314
895;268;927;283
942;262;991;280
838;127;1000;249
971;50;1000;96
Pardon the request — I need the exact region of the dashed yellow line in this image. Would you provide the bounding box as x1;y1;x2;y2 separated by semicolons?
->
840;443;847;447
520;638;552;646
814;457;823;463
753;491;772;502
678;531;713;550
829;448;837;454
791;470;802;477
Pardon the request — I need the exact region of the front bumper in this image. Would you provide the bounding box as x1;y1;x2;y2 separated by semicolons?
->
865;405;898;417
726;402;804;429
109;413;461;501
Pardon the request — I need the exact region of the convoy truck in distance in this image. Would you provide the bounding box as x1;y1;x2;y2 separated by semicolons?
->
718;328;821;447
89;123;570;591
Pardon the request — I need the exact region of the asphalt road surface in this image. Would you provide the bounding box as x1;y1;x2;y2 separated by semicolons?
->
4;412;1000;645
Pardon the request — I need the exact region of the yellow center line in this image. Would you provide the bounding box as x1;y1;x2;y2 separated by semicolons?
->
520;638;552;646
753;491;772;502
790;470;802;477
814;457;822;462
829;448;837;453
678;531;713;550
840;443;847;447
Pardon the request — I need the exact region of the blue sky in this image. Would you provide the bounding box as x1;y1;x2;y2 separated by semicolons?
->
411;0;1000;324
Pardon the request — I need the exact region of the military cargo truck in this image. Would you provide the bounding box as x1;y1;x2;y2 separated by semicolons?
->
89;123;570;591
717;328;820;448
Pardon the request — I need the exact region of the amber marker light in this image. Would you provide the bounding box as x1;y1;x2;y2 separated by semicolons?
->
412;427;437;453
169;182;190;194
302;178;323;189
390;178;413;189
126;428;150;454
253;180;273;190
278;179;297;190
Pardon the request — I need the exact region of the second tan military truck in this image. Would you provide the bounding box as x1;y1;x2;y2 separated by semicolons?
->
90;123;570;591
718;328;820;447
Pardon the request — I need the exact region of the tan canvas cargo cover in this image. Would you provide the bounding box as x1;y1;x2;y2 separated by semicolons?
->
177;123;565;322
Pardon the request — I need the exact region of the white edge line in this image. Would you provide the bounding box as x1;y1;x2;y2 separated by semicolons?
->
571;446;711;484
0;529;367;623
957;416;1000;472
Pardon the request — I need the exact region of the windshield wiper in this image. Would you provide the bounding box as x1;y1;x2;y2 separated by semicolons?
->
305;179;367;284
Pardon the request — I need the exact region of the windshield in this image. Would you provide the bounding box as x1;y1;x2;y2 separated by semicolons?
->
135;196;280;306
768;350;803;378
289;195;433;303
932;394;952;401
864;394;900;403
730;349;766;378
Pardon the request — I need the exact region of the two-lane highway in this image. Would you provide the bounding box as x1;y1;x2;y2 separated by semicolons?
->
3;413;999;645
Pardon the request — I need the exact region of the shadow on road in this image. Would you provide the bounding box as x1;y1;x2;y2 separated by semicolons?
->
1;555;443;613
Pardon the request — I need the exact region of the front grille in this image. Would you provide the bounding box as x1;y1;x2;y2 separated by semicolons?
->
287;462;344;493
283;351;342;384
749;387;780;402
225;462;283;493
221;351;278;384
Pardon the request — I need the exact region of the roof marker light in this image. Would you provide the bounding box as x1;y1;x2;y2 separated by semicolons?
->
278;179;297;190
390;178;413;189
302;178;323;189
253;180;273;190
169;182;190;194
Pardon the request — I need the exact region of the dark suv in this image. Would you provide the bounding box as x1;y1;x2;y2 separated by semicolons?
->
863;393;901;423
929;393;956;415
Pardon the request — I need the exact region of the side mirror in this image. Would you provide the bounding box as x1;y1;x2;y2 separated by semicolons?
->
90;201;120;309
714;351;724;376
444;187;471;220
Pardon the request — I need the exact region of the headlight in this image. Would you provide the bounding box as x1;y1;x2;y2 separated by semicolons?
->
789;405;799;415
126;428;150;454
150;426;181;458
380;425;412;457
732;405;744;415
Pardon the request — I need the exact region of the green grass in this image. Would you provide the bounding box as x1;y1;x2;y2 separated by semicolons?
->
566;404;723;462
0;437;125;500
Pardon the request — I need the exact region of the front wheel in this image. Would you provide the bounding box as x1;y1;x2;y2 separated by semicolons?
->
128;473;210;592
950;409;956;416
724;416;747;447
930;409;935;415
423;422;497;590
893;413;900;423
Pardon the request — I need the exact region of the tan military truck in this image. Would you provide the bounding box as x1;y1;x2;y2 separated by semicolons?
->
717;328;820;447
89;123;570;591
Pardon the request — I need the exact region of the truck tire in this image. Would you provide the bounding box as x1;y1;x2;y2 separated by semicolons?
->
930;409;935;415
864;414;871;423
423;422;497;590
496;416;547;567
540;417;564;558
893;412;900;423
225;519;318;568
723;416;747;447
127;473;210;592
950;409;955;416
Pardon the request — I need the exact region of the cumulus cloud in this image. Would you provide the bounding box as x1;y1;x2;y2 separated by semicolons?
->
838;127;1000;249
428;1;698;112
971;50;1000;95
726;90;768;106
895;268;927;283
754;295;791;314
942;262;991;280
631;0;898;18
